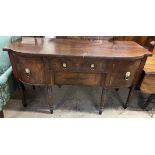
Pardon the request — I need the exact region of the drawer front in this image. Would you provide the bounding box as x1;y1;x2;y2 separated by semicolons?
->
109;60;141;88
16;56;45;84
54;72;106;86
50;58;111;73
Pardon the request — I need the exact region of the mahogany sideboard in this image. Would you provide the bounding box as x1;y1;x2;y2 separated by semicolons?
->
3;37;152;114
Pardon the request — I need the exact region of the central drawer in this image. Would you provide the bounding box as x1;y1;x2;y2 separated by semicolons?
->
54;72;106;86
50;58;111;73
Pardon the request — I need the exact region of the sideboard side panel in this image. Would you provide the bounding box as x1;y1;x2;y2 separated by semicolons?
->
132;56;148;86
8;52;20;80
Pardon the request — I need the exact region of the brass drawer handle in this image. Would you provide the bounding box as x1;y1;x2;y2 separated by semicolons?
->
125;72;130;80
25;68;31;77
62;63;67;68
90;64;95;70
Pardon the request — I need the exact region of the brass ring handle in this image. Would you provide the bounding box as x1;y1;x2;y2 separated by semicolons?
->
62;63;67;68
25;68;31;77
90;64;95;70
125;72;130;80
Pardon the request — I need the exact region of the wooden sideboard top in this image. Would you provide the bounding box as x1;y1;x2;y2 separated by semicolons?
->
4;37;152;59
143;55;155;73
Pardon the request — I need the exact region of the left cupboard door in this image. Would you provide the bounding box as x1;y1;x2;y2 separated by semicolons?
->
15;55;46;85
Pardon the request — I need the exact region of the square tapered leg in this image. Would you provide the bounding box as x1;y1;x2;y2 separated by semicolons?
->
47;86;53;114
99;88;105;115
18;82;27;107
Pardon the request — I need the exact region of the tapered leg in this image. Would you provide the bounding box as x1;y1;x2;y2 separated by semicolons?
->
18;82;27;107
151;104;154;118
0;110;4;118
143;94;153;109
47;86;53;114
142;94;155;118
124;86;134;109
99;87;105;115
32;85;36;90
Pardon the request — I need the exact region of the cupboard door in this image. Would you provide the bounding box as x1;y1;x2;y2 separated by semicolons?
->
16;56;46;84
109;59;141;88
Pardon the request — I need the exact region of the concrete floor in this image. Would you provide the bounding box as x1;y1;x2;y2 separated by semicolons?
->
3;85;155;118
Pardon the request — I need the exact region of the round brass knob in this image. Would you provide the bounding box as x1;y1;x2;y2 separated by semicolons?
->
90;64;95;69
25;68;31;77
62;63;67;68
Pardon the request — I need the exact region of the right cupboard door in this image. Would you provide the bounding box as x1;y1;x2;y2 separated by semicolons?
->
109;59;141;88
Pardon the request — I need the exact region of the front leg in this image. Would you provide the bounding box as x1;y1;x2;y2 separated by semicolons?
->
47;86;53;114
124;86;135;109
18;81;27;107
142;94;153;109
99;87;105;115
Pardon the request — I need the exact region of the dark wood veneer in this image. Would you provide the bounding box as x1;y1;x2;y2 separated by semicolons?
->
4;37;152;114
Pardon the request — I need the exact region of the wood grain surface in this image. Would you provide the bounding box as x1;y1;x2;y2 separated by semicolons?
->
4;38;151;59
3;37;152;114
